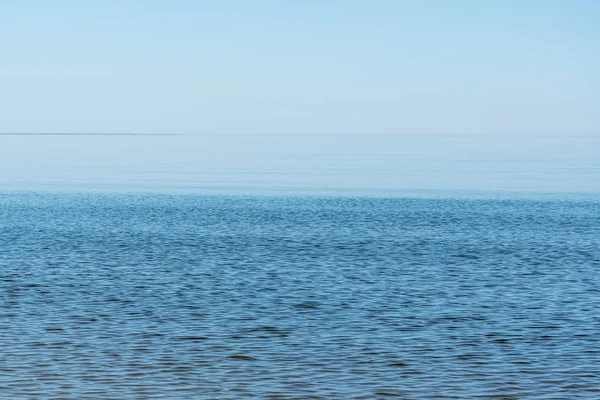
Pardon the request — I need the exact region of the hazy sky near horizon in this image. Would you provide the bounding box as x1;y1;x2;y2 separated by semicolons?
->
1;0;598;136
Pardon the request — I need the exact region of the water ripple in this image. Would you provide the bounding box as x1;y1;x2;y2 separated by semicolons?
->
0;194;599;398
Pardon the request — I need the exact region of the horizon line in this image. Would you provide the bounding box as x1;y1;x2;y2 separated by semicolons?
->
0;132;184;136
1;133;599;138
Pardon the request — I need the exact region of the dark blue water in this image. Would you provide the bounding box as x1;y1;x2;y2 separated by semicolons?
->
1;193;599;399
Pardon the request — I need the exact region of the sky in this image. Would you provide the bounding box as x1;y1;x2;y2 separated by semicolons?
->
1;0;599;136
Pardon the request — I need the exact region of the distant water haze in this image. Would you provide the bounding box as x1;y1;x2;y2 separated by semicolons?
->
1;134;598;197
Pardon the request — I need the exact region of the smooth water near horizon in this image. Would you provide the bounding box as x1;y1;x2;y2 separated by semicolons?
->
1;134;599;197
1;193;599;399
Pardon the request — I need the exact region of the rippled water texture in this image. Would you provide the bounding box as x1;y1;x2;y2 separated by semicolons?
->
1;193;600;399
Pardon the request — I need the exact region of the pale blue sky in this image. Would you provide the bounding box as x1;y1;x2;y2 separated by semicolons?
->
1;0;598;135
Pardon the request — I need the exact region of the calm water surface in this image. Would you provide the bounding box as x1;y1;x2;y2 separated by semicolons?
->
1;193;599;399
1;134;599;195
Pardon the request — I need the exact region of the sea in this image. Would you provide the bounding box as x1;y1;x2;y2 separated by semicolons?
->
1;134;599;399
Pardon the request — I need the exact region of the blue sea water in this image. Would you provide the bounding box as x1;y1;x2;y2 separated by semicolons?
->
1;193;599;399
